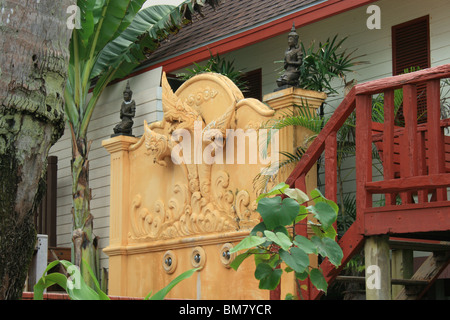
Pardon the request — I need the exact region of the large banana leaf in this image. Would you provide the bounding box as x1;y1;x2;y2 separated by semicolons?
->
34;259;198;300
91;3;195;81
70;0;220;138
73;0;147;61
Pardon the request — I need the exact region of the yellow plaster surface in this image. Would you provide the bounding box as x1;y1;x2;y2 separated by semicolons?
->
102;73;324;299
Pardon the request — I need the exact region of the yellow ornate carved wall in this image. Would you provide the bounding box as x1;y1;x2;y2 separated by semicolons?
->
102;73;320;299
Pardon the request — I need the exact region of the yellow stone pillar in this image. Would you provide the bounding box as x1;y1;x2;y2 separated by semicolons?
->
102;135;139;296
263;86;326;189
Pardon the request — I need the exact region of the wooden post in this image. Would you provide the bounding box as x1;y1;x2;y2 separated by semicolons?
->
402;84;418;204
355;94;372;233
364;235;391;300
427;79;447;201
391;249;414;298
383;90;395;205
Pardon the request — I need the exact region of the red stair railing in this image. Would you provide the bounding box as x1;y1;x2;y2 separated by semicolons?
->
355;66;450;237
283;64;450;300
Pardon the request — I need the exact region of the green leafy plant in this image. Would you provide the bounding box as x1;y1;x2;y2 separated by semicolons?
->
177;51;248;91
302;35;366;94
34;259;197;300
229;182;343;297
275;35;366;95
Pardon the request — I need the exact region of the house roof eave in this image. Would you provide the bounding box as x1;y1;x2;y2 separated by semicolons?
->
134;0;380;76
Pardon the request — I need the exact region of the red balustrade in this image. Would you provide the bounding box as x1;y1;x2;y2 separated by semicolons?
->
282;64;450;300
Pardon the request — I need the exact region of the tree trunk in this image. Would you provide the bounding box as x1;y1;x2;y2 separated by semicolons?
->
0;0;73;299
70;126;100;289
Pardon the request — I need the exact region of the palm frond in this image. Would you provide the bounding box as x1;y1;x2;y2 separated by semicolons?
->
252;146;308;192
295;35;368;95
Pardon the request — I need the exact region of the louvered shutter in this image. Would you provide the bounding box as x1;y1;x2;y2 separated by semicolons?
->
392;16;430;123
241;68;262;101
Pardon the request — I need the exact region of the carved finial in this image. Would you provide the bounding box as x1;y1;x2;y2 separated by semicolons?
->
123;80;132;95
288;22;299;40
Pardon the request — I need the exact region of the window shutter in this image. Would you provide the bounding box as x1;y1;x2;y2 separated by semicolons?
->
240;68;262;101
392;16;430;123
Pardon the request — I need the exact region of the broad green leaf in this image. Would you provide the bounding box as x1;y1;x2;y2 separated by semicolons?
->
34;259;70;300
309;222;337;240
264;231;292;251
92;2;203;81
254;263;282;290
310;223;323;238
322;224;338;240
256;182;289;202
279;248;309;274
275;231;292;250
308;201;337;230
93;0;146;57
310;268;328;293
284;266;293;273
230;249;261;270
75;0;96;49
147;268;198;300
285;293;296;300
34;260;102;300
34;272;69;300
295;271;309;281
57;260;103;300
283;188;309;204
310;189;339;213
80;259;110;300
295;205;309;223
253;251;273;267
294;235;317;254
250;221;267;236
229;236;266;253
311;236;343;267
273;225;289;237
259;269;283;290
255;253;281;268
230;252;251;270
257;197;300;230
254;262;273;280
321;237;343;266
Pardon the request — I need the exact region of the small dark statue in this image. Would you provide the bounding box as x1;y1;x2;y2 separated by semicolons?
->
276;23;303;90
112;81;136;137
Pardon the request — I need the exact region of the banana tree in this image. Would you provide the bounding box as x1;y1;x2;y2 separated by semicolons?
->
65;0;220;288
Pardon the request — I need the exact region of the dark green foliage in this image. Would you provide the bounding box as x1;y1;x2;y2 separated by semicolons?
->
177;51;248;92
297;35;367;95
230;183;343;297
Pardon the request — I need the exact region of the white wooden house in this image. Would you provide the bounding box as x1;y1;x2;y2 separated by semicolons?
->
45;0;450;297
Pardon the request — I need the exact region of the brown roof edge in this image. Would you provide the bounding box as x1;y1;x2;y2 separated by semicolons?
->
112;0;379;85
135;0;380;74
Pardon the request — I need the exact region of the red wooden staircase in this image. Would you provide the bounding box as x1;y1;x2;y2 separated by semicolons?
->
285;64;450;300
